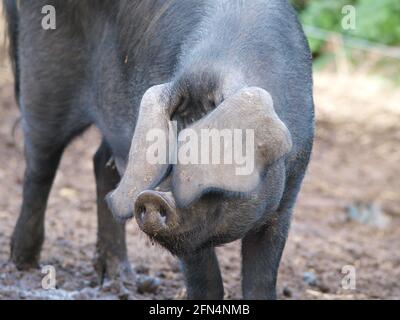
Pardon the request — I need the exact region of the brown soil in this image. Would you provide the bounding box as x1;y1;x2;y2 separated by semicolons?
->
0;70;399;300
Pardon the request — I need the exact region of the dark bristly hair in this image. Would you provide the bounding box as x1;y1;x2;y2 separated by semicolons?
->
3;0;19;101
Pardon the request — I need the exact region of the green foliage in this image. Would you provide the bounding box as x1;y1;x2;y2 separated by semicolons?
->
349;0;400;45
291;0;400;54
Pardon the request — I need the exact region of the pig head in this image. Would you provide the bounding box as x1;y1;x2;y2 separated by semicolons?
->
107;83;292;255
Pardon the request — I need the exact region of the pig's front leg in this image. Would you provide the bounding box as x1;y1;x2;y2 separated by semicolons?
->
241;210;292;300
180;247;224;300
93;140;135;288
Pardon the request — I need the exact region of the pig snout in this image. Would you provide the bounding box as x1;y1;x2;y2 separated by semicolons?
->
134;190;178;236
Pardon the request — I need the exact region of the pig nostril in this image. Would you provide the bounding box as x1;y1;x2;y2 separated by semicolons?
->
138;205;146;217
159;207;167;218
135;191;176;231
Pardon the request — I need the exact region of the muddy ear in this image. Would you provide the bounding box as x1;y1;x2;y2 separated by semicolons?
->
172;87;292;207
108;84;173;218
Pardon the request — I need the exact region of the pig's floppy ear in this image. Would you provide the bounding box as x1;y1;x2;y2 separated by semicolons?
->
172;87;292;207
108;84;173;218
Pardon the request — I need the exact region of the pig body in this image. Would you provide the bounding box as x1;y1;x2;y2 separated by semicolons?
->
5;0;314;299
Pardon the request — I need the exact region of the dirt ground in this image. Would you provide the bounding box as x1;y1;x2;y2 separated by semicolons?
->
0;66;399;299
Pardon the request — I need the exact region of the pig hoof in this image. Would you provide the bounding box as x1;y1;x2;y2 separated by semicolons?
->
10;232;43;270
94;256;137;299
10;256;39;270
10;246;40;270
137;275;161;294
101;278;134;300
93;254;136;289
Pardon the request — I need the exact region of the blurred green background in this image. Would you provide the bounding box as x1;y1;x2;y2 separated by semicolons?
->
291;0;400;82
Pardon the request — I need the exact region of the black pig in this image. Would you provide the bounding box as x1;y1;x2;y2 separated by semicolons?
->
5;0;314;299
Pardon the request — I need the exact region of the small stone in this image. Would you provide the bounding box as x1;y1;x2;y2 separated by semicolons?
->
135;264;150;275
89;279;98;288
282;286;292;298
19;292;27;299
317;283;330;293
303;271;317;286
72;288;96;300
346;202;390;229
118;290;130;300
137;275;161;294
